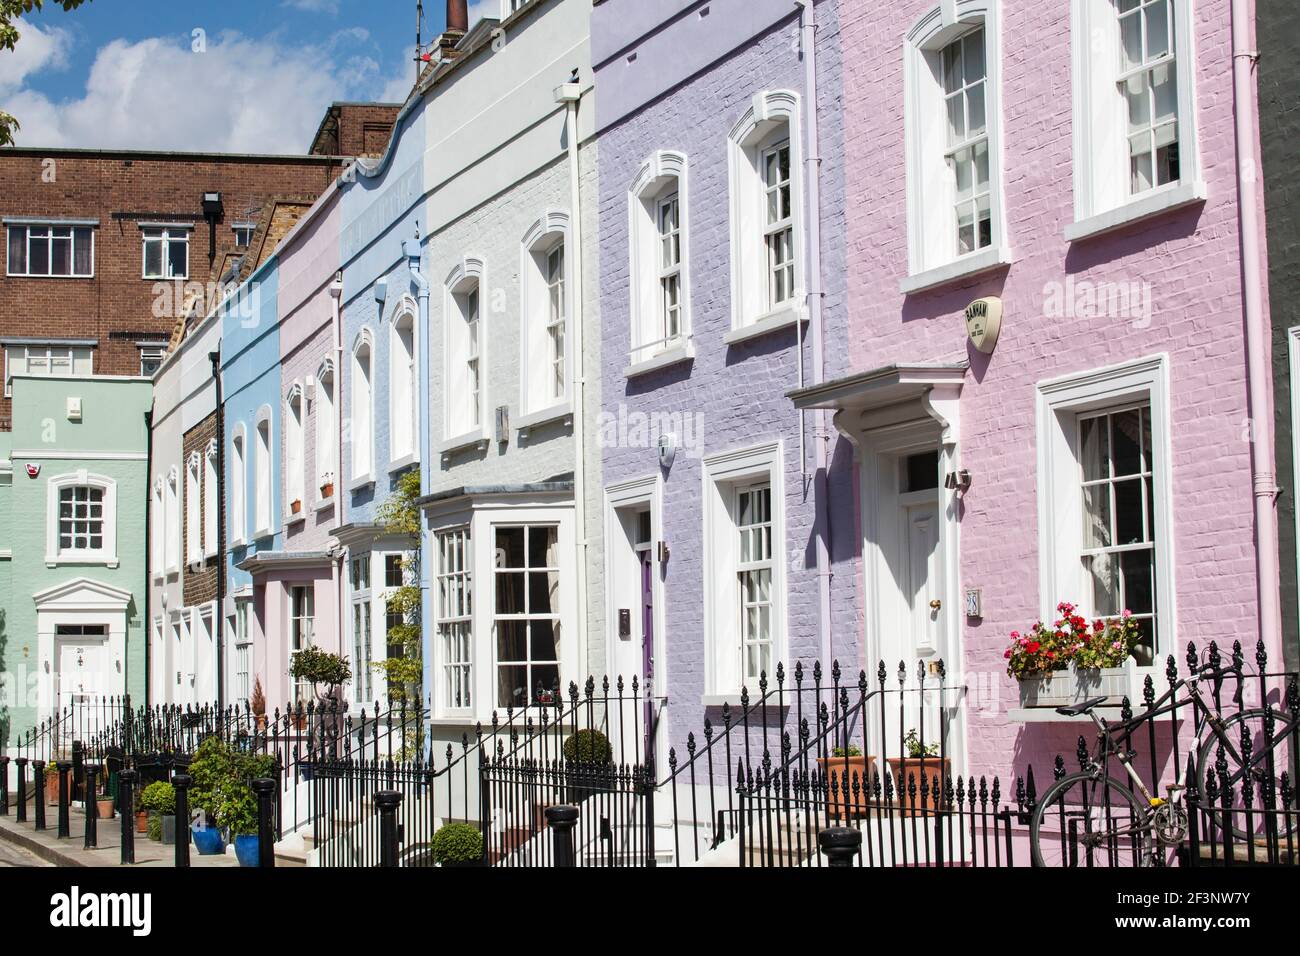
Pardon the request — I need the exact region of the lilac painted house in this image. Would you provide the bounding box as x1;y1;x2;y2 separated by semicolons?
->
784;0;1283;784
592;0;850;770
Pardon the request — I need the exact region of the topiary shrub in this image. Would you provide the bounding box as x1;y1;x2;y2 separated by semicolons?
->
188;736;277;822
147;813;163;842
140;781;175;815
562;728;612;765
431;822;483;865
289;647;352;698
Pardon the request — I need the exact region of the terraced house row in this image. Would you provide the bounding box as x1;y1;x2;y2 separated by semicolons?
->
0;0;1294;796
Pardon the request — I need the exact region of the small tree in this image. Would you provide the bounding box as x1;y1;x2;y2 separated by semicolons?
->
289;647;352;701
373;470;422;708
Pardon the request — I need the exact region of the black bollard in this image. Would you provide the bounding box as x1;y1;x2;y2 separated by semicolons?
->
14;757;27;823
32;760;46;831
56;764;70;838
252;777;275;868
118;769;137;864
83;763;100;849
818;826;862;867
0;754;9;815
70;741;83;801
375;790;403;867
545;804;580;867
172;773;191;868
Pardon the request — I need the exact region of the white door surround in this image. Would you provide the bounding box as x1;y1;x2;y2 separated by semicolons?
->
33;577;131;720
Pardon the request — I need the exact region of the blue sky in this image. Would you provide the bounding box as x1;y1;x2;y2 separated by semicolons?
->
0;0;470;153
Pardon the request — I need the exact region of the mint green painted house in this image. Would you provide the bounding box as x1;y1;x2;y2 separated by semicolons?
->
0;375;151;748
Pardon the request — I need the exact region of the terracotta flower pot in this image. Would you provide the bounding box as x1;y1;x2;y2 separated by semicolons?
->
96;796;115;819
886;756;951;816
817;755;880;819
320;483;334;499
135;810;149;833
291;499;303;515
45;772;62;805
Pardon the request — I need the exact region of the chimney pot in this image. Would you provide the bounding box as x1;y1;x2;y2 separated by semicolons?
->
447;0;468;33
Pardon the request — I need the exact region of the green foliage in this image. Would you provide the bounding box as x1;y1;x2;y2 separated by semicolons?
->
831;744;863;758
289;646;352;690
903;729;939;759
430;822;482;864
373;470;423;709
0;1;91;146
213;779;259;837
146;813;162;841
188;736;275;817
562;729;612;765
139;781;175;815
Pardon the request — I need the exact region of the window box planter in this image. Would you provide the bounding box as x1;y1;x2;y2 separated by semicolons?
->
1016;659;1136;710
816;755;879;819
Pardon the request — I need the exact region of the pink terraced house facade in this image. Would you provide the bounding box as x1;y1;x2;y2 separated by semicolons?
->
791;0;1280;780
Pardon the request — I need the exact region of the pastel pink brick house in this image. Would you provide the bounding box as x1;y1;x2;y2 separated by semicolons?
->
791;0;1279;780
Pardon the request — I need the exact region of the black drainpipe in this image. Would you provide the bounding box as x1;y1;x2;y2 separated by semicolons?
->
143;408;154;707
210;350;226;713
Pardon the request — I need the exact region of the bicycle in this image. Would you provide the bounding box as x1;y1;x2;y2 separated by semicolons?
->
1029;661;1297;867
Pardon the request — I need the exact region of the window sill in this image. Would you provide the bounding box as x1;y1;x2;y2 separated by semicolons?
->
899;245;1014;296
516;403;572;434
438;429;489;457
284;512;307;529
623;342;694;379
251;527;276;542
724;306;806;347
47;556;120;569
387;452;419;474
700;692;785;709
347;474;375;493
314;495;336;514
1007;705;1127;724
1064;180;1207;243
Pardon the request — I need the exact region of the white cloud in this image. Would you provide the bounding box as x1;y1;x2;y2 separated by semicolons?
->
281;0;341;14
3;28;413;153
0;22;71;92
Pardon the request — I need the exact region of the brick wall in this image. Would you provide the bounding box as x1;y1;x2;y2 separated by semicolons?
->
0;149;345;428
309;103;402;158
182;410;219;608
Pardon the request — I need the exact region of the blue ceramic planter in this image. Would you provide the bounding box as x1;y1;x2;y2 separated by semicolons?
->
234;834;260;867
191;824;226;856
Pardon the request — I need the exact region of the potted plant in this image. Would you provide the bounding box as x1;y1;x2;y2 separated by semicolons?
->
289;646;352;703
250;678;268;732
1009;603;1140;709
816;744;879;819
887;729;949;816
44;760;63;804
290;498;303;515
431;822;484;867
96;788;115;819
319;472;334;499
140;781;176;844
215;778;261;867
134;788;148;833
562;728;614;804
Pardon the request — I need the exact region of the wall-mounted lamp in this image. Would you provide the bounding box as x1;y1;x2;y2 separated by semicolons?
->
374;276;388;307
944;469;972;493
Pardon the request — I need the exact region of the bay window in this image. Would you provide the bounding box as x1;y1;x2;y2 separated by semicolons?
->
494;524;561;709
350;553;374;705
436;529;473;713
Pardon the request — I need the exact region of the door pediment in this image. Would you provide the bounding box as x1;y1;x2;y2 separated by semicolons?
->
33;577;132;612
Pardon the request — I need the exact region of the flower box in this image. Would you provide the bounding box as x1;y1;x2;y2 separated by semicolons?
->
1017;659;1135;710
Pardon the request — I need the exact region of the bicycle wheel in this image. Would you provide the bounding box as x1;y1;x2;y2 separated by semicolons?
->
1196;709;1297;841
1030;771;1154;867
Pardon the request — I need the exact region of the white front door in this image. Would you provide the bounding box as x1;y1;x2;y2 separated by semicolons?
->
55;625;109;743
903;499;942;658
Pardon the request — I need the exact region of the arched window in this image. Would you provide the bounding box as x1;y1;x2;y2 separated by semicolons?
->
230;424;247;546
46;470;118;567
165;465;181;572
520;213;569;416
254;405;273;537
443;258;486;442
151;477;165;573
204;440;218;558
389;300;418;465
315;359;336;501
351;330;374;482
185;452;202;564
285;383;306;513
628;152;691;368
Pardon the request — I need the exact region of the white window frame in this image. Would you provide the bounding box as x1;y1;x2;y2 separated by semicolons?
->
315;359;337;506
5;223;95;278
45;470;118;567
701;441;787;700
204;440;218;560
388;298;420;470
165;465;181;574
1068;0;1204;242
253;405;274;539
290;584;316;705
139;345;165;377
349;328;375;488
232;224;255;248
441;257;488;451
434;527;474;716
230;424;248;547
726;92;807;339
185;452;202;566
901;0;1012;295
627;151;693;376
285;383;306;518
1035;354;1175;679
232;599;252;708
349;551;375;706
140;225;191;280
151;478;166;577
4;344;94;397
519;213;572;422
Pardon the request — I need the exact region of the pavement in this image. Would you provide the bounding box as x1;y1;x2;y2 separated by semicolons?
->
0;796;239;867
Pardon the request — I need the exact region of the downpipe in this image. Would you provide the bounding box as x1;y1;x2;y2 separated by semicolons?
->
405;238;435;713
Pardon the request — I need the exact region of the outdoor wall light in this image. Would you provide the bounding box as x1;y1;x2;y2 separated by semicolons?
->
374;276;388;306
944;469;972;493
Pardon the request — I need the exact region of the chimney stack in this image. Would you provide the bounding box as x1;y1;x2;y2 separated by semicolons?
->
447;0;468;34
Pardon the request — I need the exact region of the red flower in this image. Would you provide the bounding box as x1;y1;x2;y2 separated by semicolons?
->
1026;641;1041;654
